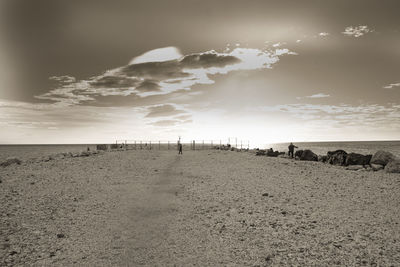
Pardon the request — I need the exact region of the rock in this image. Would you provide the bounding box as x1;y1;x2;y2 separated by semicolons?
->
295;150;303;159
79;151;90;157
0;157;22;167
370;150;396;166
262;193;269;197
345;165;365;171
385;160;400;173
56;233;65;238
327;150;347;166
345;153;372;166
96;144;108;151
318;155;328;163
266;148;280;157
256;150;266;156
370;163;384;171
300;149;318;161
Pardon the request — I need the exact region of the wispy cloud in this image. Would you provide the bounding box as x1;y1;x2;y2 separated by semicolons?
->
342;25;372;38
297;93;330;99
36;46;295;106
383;82;400;89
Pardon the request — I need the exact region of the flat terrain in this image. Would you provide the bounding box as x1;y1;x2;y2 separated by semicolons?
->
1;150;399;266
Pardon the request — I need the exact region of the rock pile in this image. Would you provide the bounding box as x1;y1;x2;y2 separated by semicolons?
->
0;157;22;167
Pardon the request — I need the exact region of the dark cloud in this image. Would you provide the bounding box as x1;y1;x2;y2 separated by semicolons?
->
145;104;187;118
89;75;140;88
136;80;161;92
180;53;240;69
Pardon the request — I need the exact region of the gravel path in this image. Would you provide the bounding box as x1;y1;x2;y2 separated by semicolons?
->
1;150;399;266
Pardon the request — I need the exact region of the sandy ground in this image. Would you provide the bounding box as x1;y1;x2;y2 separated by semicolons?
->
1;149;399;266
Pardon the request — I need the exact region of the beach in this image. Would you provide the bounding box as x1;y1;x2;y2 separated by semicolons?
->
1;149;399;266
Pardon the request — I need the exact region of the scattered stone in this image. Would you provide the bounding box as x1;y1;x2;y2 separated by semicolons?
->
256;150;266;156
370;164;384;171
57;233;65;238
300;149;318;161
0;157;22;167
327;150;347;166
262;193;269;197
370;150;396;166
385;160;400;173
79;151;90;157
345;153;372;166
345;165;365;171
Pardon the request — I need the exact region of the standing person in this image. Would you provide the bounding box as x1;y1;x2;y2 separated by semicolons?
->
178;143;183;154
288;142;298;158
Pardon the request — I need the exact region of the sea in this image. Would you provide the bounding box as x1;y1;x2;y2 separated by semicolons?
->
0;141;399;162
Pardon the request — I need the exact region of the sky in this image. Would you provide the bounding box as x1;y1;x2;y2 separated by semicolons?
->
0;0;399;146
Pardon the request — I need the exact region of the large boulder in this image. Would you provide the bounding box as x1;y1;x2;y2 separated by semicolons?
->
300;149;318;161
318;155;328;163
327;150;347;166
385;160;400;173
371;163;384;171
96;144;108;151
345;153;372;166
255;150;266;156
370;151;396;166
294;150;303;159
266;148;280;157
0;157;22;167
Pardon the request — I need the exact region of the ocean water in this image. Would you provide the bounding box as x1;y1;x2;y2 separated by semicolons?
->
266;141;400;158
0;144;98;162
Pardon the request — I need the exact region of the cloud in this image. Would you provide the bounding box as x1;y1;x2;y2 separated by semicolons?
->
297;93;330;99
129;47;182;64
36;46;295;105
383;82;400;89
342;25;372;37
255;103;400;128
145;104;187;118
318;32;329;37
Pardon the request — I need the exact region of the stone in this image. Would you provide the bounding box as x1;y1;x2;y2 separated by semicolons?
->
318;155;328;163
345;165;365;171
0;157;22;167
370;163;384;171
327;150;347;166
300;149;318;161
266;148;280;157
295;150;303;159
262;193;269;197
385;160;400;173
370;150;396;166
79;151;90;157
56;233;65;238
96;144;108;151
255;150;266;156
345;153;372;166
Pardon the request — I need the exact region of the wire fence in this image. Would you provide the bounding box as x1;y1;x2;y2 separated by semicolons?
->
105;139;250;151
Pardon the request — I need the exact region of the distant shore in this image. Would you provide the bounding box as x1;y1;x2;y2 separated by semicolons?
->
1;149;399;266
